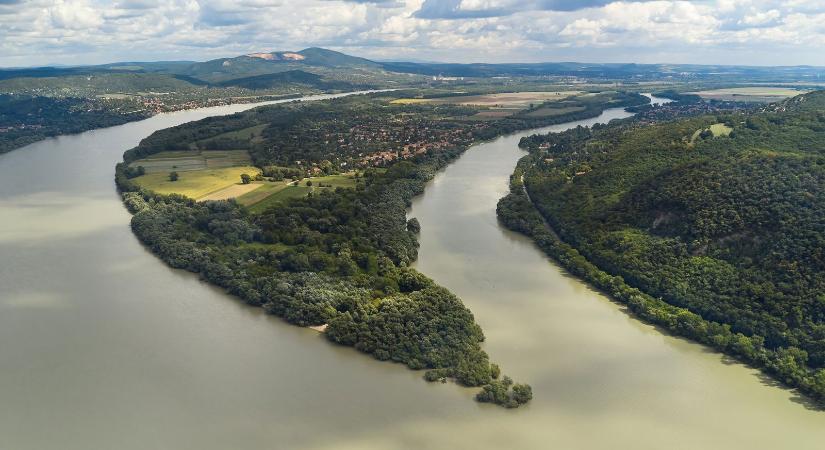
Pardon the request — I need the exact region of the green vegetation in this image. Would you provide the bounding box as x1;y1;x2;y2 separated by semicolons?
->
0;94;150;154
504;90;825;404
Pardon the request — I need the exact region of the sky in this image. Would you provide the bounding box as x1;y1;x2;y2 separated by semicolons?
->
0;0;824;67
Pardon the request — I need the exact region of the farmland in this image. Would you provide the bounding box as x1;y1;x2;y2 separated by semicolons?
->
391;91;581;108
131;166;261;199
131;164;360;212
393;91;588;121
129;150;252;173
690;87;809;102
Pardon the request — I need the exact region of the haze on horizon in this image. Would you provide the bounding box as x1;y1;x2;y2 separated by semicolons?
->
0;0;823;68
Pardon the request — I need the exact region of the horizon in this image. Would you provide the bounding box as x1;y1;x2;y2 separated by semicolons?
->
1;1;824;68
3;46;825;71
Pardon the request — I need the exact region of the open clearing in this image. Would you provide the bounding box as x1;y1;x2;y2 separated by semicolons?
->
133;166;261;199
709;123;733;137
690;123;734;145
130;150;252;173
199;182;263;201
243;173;359;213
690;87;809;103
246;185;311;213
235;182;291;206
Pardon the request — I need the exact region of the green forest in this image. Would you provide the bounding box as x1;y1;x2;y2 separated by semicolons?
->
0;94;151;154
504;90;825;403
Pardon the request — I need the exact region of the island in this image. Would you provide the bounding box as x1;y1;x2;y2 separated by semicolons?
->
114;89;649;407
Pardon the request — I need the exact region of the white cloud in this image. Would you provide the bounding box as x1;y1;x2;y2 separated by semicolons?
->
0;0;823;66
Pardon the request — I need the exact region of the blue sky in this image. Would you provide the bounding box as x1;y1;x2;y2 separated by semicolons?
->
1;0;824;67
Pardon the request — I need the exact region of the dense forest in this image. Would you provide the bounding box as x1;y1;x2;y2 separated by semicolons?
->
504;91;825;403
0;94;150;154
118;91;652;407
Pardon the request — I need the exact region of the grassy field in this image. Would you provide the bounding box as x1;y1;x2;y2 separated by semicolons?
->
242;173;359;213
690;87;809;103
199;183;263;201
690;123;734;145
133;166;261;199
234;181;290;205
709;123;733;137
311;173;358;189
130;150;252;173
246;185;311;214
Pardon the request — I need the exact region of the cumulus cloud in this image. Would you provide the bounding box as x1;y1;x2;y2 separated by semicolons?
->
0;0;823;66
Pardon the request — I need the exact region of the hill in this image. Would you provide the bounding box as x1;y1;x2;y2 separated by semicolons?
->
502;90;825;402
173;47;384;84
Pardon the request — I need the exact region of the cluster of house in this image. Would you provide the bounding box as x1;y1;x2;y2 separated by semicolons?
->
344;120;475;167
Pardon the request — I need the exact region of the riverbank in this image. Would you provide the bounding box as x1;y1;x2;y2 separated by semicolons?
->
0;91;314;156
499;108;825;407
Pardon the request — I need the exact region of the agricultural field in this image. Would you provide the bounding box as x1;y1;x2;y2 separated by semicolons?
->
129;150;252;173
690;87;809;102
132;166;261;199
391;91;581;108
199;182;263;201
133;167;360;213
394;91;583;121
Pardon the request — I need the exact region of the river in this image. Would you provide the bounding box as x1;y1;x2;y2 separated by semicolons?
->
1;94;823;449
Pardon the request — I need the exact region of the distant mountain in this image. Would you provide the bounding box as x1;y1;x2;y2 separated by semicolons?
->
175;47;381;83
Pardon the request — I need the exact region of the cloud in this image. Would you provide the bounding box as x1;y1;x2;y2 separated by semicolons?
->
0;0;823;67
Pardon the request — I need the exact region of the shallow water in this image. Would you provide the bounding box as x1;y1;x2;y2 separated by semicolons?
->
1;94;823;449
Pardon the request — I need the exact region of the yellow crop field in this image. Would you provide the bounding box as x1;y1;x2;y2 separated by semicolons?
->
133;166;261;199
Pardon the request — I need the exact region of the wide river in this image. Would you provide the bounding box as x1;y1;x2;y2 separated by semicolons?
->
1;94;823;449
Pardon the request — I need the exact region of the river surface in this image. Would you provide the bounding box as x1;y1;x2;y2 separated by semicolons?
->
1;94;823;449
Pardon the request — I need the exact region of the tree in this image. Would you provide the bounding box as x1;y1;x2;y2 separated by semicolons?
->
511;383;533;405
490;363;501;379
407;217;421;234
240;173;252;184
306;180;313;187
169;171;179;182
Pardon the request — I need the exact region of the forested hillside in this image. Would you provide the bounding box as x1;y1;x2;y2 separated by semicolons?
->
506;91;825;402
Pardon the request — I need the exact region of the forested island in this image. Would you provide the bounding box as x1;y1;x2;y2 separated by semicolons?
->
499;90;825;404
114;89;649;407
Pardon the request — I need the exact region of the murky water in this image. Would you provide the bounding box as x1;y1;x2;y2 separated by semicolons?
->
1;94;823;450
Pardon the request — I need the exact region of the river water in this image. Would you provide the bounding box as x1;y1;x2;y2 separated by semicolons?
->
1;94;823;449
